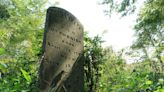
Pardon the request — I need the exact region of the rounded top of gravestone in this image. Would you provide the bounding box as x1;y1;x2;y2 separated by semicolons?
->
47;7;83;27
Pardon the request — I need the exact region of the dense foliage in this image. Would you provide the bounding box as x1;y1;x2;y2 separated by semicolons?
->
97;0;164;92
0;0;46;91
84;33;104;92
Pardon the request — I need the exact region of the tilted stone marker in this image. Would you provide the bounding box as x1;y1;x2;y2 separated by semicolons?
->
39;7;84;92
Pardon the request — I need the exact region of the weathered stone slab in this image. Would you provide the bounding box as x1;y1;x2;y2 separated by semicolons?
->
39;7;84;92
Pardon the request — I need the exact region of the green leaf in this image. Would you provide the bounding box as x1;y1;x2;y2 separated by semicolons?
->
0;48;5;55
158;78;164;84
20;68;31;83
146;80;152;85
0;63;7;73
156;88;164;92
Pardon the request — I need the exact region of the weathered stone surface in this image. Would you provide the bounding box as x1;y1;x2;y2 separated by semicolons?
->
39;7;84;92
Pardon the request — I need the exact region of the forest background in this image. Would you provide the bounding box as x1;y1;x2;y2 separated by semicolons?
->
0;0;164;92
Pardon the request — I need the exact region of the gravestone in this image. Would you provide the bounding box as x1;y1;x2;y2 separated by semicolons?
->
39;7;84;92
